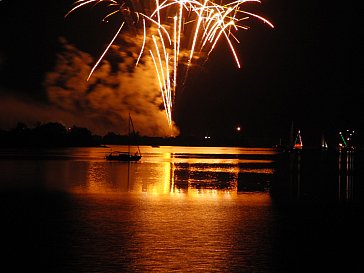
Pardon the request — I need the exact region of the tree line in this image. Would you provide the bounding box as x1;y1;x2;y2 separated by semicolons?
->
0;121;178;148
0;121;250;148
0;122;105;147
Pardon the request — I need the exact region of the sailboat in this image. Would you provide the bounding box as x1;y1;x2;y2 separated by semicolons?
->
338;130;355;151
321;133;328;150
106;114;142;161
293;129;303;150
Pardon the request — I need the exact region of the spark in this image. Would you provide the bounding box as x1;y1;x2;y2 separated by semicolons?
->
87;21;125;81
66;0;274;131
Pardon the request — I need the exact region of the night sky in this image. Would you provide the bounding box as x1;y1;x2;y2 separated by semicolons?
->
0;0;362;146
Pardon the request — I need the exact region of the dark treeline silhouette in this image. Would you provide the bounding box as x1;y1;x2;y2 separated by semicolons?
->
0;122;101;148
0;121;250;148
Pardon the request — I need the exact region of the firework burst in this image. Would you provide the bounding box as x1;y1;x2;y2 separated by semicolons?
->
66;0;274;130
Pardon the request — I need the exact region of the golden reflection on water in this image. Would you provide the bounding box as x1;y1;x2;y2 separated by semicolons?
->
66;146;276;197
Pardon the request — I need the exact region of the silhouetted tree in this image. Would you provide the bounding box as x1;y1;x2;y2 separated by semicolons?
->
68;126;94;146
32;122;68;147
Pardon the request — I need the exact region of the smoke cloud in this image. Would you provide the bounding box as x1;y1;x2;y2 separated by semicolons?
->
43;35;180;137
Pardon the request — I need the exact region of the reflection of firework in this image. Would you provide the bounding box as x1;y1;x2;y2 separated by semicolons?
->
66;0;274;129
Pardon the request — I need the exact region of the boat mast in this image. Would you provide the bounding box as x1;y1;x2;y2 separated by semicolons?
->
128;113;131;156
298;130;302;146
339;131;347;148
129;113;141;155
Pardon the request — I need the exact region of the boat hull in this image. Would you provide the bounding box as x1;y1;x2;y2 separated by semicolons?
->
106;152;141;161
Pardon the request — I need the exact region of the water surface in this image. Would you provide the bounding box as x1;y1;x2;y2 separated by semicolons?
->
1;146;363;272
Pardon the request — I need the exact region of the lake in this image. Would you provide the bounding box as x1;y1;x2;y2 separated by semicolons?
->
1;145;363;272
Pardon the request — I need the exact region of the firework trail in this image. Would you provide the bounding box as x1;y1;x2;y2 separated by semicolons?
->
66;0;274;130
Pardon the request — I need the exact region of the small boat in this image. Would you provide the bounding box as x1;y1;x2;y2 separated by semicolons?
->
106;113;142;162
321;133;328;150
106;151;141;161
293;129;303;150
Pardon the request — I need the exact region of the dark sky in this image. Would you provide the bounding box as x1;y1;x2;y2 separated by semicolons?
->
0;0;362;145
